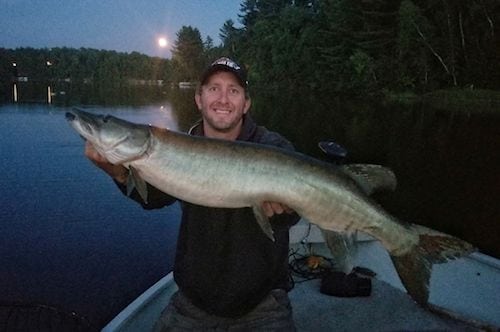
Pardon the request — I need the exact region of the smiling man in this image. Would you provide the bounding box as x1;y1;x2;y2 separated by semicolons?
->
85;57;299;331
157;57;300;331
195;58;251;140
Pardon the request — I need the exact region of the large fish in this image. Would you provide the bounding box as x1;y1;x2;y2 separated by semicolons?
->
66;109;474;306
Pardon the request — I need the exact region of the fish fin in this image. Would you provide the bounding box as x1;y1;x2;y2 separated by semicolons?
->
126;166;148;203
321;229;356;273
252;205;275;242
339;164;397;195
390;227;475;306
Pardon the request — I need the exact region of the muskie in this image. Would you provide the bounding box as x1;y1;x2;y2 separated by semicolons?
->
66;109;474;306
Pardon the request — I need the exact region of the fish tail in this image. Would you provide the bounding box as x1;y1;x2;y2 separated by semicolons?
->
390;226;475;306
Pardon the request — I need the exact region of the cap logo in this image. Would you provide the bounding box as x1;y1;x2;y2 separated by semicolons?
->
201;57;248;88
212;57;241;71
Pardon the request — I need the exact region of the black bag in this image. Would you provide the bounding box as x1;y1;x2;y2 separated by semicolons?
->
320;271;371;297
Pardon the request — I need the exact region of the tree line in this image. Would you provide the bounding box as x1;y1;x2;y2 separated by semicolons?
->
222;0;499;97
1;0;499;101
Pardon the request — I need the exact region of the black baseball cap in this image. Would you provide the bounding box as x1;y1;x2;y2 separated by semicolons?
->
200;57;248;89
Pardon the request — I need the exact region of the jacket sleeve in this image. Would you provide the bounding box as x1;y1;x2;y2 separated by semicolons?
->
115;180;177;210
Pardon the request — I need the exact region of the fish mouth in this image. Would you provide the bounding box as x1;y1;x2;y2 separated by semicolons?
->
66;110;96;128
66;110;98;138
66;110;129;148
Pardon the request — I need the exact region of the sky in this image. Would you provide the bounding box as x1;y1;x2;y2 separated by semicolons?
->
0;0;243;58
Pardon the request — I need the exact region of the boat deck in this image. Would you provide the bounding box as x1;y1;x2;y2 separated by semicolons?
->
102;234;498;331
101;268;485;332
288;237;492;332
290;276;479;331
290;220;500;330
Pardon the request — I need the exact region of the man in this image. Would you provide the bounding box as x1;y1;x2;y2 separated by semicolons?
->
85;57;299;331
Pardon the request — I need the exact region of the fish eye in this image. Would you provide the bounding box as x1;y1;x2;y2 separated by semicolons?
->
103;115;112;123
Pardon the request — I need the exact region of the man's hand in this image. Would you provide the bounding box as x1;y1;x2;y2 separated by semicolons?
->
85;141;128;184
262;201;294;217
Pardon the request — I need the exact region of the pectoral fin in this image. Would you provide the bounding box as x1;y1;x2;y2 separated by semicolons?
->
252;205;275;242
126;166;148;203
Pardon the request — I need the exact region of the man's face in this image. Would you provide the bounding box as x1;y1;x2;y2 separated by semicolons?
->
195;71;251;139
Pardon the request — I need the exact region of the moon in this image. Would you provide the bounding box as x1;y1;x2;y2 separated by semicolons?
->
158;37;168;48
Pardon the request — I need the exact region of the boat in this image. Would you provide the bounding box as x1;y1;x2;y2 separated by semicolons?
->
101;219;500;331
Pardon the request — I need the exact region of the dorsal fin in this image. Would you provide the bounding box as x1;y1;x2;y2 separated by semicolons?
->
339;164;397;195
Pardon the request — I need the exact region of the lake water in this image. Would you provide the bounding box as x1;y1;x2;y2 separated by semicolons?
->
0;103;187;328
1;95;499;328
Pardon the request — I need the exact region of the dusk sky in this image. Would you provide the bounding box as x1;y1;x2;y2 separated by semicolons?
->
0;0;242;58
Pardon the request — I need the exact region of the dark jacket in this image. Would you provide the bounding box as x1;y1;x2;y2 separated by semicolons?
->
121;115;299;317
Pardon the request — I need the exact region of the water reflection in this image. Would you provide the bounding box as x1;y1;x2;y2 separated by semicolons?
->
68;89;199;132
0;102;192;328
1;87;498;328
253;91;500;258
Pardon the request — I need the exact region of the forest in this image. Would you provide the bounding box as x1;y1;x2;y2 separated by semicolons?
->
1;0;499;102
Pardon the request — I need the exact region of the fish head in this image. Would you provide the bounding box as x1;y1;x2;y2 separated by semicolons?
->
66;109;150;164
